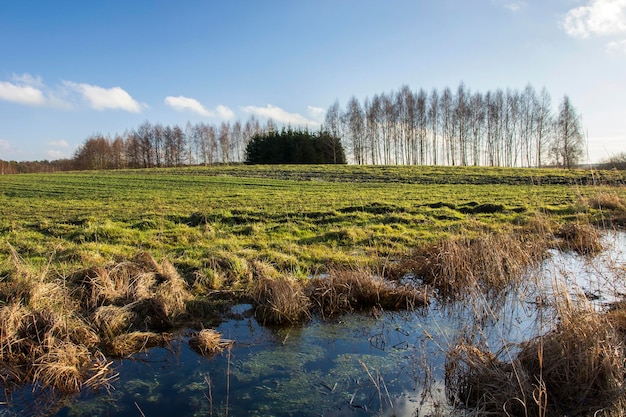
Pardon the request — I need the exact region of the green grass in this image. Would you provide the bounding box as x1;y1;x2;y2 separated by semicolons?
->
1;165;624;282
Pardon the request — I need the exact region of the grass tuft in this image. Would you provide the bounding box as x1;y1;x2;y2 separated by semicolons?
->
308;269;428;318
92;305;135;339
249;276;311;325
107;331;170;357
414;232;547;300
447;302;626;417
189;329;232;356
557;222;603;255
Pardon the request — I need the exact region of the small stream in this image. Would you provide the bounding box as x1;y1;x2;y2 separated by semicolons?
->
3;233;626;417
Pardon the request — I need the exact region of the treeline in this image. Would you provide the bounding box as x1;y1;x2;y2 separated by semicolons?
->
326;83;585;168
245;128;345;164
0;118;276;173
71;118;272;171
1;82;589;174
0;159;74;174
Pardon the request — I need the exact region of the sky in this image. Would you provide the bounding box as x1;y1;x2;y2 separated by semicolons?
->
1;0;625;163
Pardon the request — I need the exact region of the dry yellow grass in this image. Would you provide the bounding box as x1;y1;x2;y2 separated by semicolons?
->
557;222;604;255
188;329;231;356
92;305;134;338
33;342;91;393
308;269;428;318
107;331;170;357
249;276;311;325
0;249;196;395
447;303;626;417
415;232;548;300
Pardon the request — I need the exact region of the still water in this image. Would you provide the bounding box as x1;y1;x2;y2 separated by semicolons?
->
3;233;625;417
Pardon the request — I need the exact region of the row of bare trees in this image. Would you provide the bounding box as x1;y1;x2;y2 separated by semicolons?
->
72;118;271;170
325;83;585;168
2;83;585;173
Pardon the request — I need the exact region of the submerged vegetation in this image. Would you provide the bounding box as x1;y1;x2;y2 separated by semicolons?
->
1;164;626;415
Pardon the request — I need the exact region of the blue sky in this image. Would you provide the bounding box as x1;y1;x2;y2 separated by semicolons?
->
1;0;625;163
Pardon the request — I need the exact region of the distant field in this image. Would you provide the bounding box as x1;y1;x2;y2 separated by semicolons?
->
1;165;625;279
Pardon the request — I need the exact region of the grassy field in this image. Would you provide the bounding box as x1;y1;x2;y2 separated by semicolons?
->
1;164;624;280
2;164;626;413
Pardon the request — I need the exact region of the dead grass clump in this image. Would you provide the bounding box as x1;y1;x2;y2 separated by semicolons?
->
308;270;428;318
189;329;232;356
557;222;603;255
154;259;191;320
32;342;115;393
133;251;163;274
71;266;130;311
131;272;157;301
521;315;624;416
445;342;533;416
0;302;30;360
106;331;170;357
447;308;626;417
29;281;76;313
92;305;134;338
71;253;190;327
415;232;546;300
33;342;91;393
587;192;626;212
249;276;311;325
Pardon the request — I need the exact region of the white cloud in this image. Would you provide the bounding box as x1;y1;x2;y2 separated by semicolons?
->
0;73;71;108
64;81;142;112
241;104;318;127
0;81;46;106
562;0;626;38
48;140;69;148
307;106;325;121
216;104;235;120
165;96;234;120
165;95;211;116
12;73;44;88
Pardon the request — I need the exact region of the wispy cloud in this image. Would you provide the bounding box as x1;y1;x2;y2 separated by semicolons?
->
12;73;44;88
241;104;318;127
216;104;235;120
492;0;527;12
0;139;22;159
165;96;211;116
47;140;69;148
46;150;66;159
0;73;70;108
607;38;626;54
307;106;325;122
562;0;626;38
165;96;234;120
0;73;48;106
64;81;142;112
0;81;46;106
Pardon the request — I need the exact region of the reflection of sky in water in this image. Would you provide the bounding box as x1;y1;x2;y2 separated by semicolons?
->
5;233;625;417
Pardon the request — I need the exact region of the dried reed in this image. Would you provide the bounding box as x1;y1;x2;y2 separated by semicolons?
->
92;305;134;338
415;232;548;300
249;276;311;325
447;305;626;417
107;331;170;357
33;342;90;393
557;222;604;255
189;329;232;356
308;270;428;318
